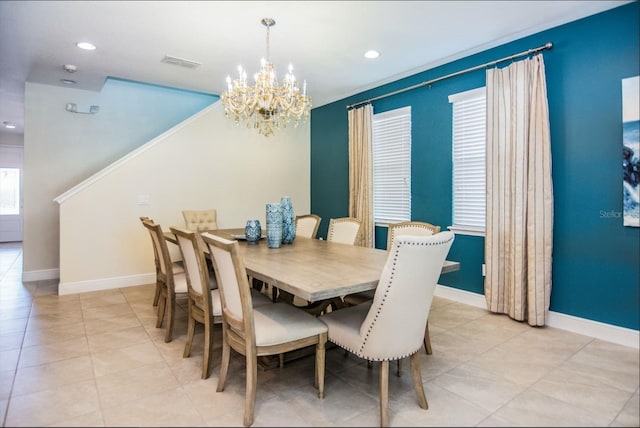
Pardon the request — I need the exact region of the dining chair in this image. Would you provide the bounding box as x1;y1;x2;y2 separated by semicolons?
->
202;232;328;427
295;213;321;239
182;209;219;274
141;218;189;342
343;220;441;355
182;209;218;232
140;216;184;307
170;226;271;379
319;232;454;427
327;216;362;245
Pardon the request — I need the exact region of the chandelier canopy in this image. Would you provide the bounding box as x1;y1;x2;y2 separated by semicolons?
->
221;18;311;137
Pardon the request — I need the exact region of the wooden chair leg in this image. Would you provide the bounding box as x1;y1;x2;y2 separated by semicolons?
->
202;321;212;379
410;352;428;410
424;321;433;355
316;337;326;399
164;295;176;343
153;280;161;306
183;303;195;358
156;294;166;328
244;354;258;427
216;325;230;392
379;360;390;427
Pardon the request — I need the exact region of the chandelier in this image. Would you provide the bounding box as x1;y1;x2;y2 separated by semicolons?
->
221;18;311;137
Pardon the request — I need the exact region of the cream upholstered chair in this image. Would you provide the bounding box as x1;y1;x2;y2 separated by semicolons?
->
327;217;362;245
141;219;188;342
295;214;321;239
202;232;328;427
170;226;271;379
182;209;218;273
343;221;441;354
319;232;454;427
182;209;218;232
170;226;219;378
140;216;183;307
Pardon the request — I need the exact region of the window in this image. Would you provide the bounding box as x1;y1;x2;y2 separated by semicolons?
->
372;106;411;224
449;87;486;235
0;168;20;215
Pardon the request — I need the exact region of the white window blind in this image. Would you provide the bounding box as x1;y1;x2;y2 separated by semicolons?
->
449;87;486;235
372;106;411;224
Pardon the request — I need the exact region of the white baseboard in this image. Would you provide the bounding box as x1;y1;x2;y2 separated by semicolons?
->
58;273;155;295
22;268;60;282
435;284;639;350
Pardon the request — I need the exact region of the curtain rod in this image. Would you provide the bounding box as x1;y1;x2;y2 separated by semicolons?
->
346;42;553;110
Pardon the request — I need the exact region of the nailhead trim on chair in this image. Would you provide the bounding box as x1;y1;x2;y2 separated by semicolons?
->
352;233;456;361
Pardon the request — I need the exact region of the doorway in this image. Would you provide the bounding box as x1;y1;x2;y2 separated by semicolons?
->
0;146;23;242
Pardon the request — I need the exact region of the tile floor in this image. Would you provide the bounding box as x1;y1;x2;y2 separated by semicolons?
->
0;241;638;427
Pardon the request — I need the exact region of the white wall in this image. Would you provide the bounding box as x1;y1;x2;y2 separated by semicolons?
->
56;101;310;294
23;80;216;281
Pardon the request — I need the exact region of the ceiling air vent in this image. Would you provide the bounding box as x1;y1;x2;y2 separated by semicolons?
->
161;55;202;69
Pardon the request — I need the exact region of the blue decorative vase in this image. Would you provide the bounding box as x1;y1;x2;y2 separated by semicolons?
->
281;196;296;244
245;219;261;245
266;203;283;249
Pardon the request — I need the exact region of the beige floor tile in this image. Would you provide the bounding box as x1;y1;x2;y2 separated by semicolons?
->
4;379;101;427
86;325;151;353
22;321;86;347
566;339;640;393
82;302;135;320
26;311;84;331
433;360;527;412
0;348;20;372
84;312;142;336
0;303;31;321
0;317;28;336
17;335;89;369
610;389;640;427
12;355;94;397
0;398;7;425
491;388;613;427
46;410;105;427
101;386;206;427
0;369;14;401
95;361;180;408
1;244;638;427
0;331;24;352
90;341;165;377
80;290;128;308
391;381;491;427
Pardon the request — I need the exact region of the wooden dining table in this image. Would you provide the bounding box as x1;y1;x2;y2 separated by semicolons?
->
166;227;461;369
166;228;460;303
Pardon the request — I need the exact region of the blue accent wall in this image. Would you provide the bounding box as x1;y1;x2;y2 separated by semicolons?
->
103;76;218;149
310;3;639;330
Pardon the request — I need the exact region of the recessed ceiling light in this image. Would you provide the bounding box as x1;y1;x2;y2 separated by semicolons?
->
364;50;380;59
76;41;96;51
61;79;77;85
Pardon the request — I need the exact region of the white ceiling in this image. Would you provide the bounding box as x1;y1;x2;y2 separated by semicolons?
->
0;0;631;135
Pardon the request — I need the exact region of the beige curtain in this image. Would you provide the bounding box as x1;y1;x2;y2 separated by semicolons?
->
484;54;554;326
348;104;374;247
